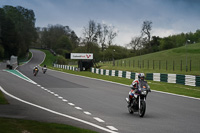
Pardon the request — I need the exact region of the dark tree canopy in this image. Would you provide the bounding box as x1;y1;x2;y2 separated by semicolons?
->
0;5;37;58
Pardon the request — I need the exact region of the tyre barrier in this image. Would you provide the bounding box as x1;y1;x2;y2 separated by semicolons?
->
53;64;78;71
91;67;200;87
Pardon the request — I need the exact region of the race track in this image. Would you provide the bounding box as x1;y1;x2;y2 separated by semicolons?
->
0;49;200;133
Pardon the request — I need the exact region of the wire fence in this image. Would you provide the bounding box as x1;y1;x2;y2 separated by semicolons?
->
103;57;200;72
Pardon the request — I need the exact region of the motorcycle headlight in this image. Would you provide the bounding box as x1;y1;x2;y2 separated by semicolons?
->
141;91;147;95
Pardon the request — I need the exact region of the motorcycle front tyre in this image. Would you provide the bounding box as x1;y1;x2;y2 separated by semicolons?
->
139;101;146;117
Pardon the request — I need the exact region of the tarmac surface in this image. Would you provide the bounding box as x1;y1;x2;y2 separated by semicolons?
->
0;49;200;133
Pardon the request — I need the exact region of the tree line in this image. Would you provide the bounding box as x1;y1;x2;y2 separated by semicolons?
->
128;21;200;56
1;5;200;63
0;5;37;59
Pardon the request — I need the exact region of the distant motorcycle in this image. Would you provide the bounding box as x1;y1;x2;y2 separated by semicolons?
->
42;67;47;74
33;68;39;76
125;85;150;117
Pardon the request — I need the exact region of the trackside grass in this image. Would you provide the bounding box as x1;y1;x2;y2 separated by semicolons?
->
99;43;200;75
0;90;8;104
0;117;97;133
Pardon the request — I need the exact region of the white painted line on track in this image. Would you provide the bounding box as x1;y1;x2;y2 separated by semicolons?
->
54;94;59;97
62;99;68;102
84;111;92;115
107;126;118;131
75;107;82;110
3;70;37;85
37;85;41;87
93;117;105;123
0;86;118;133
41;87;44;89
68;103;75;106
58;96;63;99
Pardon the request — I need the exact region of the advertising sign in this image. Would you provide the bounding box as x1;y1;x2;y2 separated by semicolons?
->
70;53;93;60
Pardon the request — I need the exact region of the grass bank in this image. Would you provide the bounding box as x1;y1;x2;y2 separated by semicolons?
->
99;43;200;75
0;90;8;104
0;117;97;133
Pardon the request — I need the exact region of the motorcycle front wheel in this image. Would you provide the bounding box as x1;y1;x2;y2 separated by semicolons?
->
139;101;146;117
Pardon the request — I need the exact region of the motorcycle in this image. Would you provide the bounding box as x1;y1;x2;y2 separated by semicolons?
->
125;85;150;117
42;67;47;74
33;68;39;76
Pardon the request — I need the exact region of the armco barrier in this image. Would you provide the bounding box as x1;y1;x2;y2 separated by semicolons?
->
90;67;200;87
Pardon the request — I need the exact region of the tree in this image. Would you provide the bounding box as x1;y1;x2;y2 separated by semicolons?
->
57;35;72;51
97;23;108;51
107;26;118;46
39;24;79;51
128;36;143;51
150;36;160;52
141;20;152;43
1;6;37;57
82;20;118;51
83;20;98;43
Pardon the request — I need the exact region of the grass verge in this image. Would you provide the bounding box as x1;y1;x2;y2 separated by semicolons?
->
99;43;200;76
0;117;97;133
0;90;8;104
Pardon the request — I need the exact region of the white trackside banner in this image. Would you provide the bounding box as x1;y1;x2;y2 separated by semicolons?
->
70;53;93;59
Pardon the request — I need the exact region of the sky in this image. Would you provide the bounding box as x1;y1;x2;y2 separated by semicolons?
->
1;0;200;46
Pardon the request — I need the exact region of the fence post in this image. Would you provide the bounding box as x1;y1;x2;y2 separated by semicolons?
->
166;60;167;71
129;60;130;67
143;60;144;68
125;60;126;67
173;60;175;71
153;60;154;70
148;60;149;69
133;60;134;68
190;59;192;71
159;60;161;70
181;60;182;71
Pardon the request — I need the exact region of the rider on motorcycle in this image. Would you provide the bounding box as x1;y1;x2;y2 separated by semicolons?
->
128;79;139;107
33;66;39;73
128;73;151;107
42;64;47;73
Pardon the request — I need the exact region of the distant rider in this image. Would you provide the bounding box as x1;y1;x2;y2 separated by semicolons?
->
42;64;47;73
42;64;47;70
33;66;39;73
